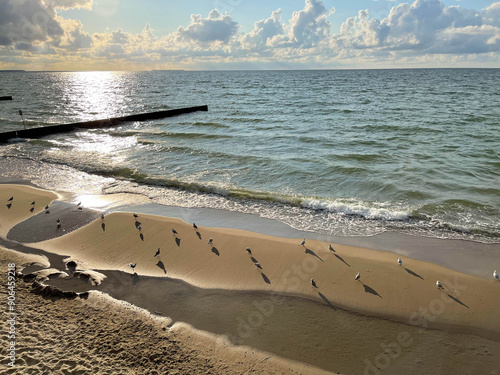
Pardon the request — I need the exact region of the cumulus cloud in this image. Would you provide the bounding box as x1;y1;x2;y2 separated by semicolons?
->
0;0;499;70
241;9;284;50
333;0;500;55
482;2;500;27
0;0;93;50
177;9;238;43
287;0;334;47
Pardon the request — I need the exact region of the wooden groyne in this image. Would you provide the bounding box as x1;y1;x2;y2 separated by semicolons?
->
0;105;208;143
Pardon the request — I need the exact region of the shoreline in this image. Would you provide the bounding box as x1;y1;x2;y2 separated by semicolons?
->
1;183;500;374
2;178;499;279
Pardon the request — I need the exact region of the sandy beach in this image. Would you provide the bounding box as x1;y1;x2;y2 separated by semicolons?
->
1;183;500;375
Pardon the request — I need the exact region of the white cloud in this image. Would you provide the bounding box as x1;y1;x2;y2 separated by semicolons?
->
241;9;284;50
286;0;334;47
0;0;499;70
177;9;238;43
333;0;500;56
482;2;500;27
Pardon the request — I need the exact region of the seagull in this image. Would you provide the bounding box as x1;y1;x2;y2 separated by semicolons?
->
129;263;136;270
311;278;317;288
101;213;105;220
133;213;138;218
299;238;306;247
77;202;82;210
208;238;213;245
172;228;178;235
436;280;443;289
246;247;252;255
7;196;13;202
355;272;360;281
494;270;499;281
154;248;160;257
137;226;142;232
329;244;335;252
193;223;198;230
254;261;262;269
397;258;402;266
45;205;49;213
56;218;61;227
31;200;35;205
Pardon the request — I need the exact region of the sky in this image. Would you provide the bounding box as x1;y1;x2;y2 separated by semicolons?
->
0;0;499;71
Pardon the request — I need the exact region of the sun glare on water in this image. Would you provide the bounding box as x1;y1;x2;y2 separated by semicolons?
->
60;71;132;121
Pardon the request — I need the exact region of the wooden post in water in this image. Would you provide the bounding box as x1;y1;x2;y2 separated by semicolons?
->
0;105;208;144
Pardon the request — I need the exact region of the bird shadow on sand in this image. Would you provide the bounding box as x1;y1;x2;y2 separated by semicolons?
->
211;246;220;256
156;261;167;274
261;272;271;284
405;267;424;280
251;257;263;269
318;292;336;309
447;294;469;309
175;237;181;247
6;203;12;209
30;207;34;213
305;248;324;262
334;254;350;267
362;283;382;298
101;223;106;232
196;231;202;240
139;233;144;241
132;272;140;287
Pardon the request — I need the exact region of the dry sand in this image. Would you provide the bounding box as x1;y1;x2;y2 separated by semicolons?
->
32;211;500;338
0;184;58;237
1;183;500;375
0;247;331;375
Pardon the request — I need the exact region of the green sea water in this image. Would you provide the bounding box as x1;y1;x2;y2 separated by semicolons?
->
0;69;499;241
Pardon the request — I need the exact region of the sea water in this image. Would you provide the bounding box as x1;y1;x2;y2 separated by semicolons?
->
0;69;499;242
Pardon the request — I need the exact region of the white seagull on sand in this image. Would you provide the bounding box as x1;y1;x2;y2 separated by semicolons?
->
172;228;178;235
494;270;499;281
436;280;443;289
7;196;13;202
208;238;213;245
397;258;402;266
193;223;198;230
133;213;139;218
299;238;306;247
246;247;252;255
31;200;35;205
101;213;105;220
311;278;317;288
355;272;360;281
329;244;335;252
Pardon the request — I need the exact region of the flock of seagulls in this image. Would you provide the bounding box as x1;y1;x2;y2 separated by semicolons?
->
293;238;500;289
5;195;89;230
11;199;496;290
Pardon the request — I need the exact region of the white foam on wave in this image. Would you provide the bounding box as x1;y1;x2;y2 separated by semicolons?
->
301;198;411;221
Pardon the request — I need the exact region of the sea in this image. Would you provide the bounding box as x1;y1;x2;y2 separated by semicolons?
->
0;69;499;243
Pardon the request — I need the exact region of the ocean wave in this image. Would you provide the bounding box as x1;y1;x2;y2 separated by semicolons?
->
302;198;411;221
179;121;230;129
